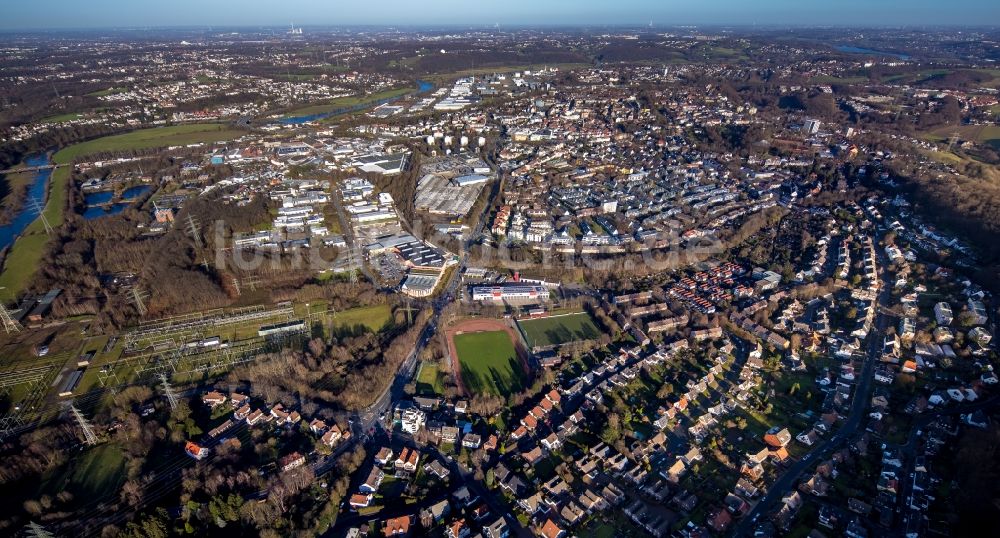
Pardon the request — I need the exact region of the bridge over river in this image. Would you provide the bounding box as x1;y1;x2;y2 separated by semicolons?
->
0;164;65;175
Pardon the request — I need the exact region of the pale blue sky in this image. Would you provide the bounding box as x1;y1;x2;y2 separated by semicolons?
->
2;0;998;30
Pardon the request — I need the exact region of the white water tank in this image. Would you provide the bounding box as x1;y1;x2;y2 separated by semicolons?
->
478;136;486;147
460;136;469;146
426;135;435;145
444;135;453;145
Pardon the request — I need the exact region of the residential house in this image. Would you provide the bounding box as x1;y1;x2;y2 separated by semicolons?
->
559;501;586;525
395;447;420;472
202;391;227;408
483;516;509;538
665;458;687;483
541;433;562;451
360;467;384;493
309;418;328;434
441;426;460;444
234;404;251;421
349;493;372;509
763;426;792;448
383;515;411;537
420;499;451;526
414;396;440;411
375;447;394;465
497;465;527;496
462;433;482;449
539;519;565;538
523;446;544;466
518;491;548;516
321;426;343;448
280;452;306;472
447;518;470;538
424;459;451;480
709;508;732;533
245;409;268;426
681;446;702;465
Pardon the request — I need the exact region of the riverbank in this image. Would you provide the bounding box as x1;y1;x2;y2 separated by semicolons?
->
0;166;33;226
0;123;245;303
279;81;433;124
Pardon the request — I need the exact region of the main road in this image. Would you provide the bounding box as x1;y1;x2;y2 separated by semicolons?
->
350;146;504;439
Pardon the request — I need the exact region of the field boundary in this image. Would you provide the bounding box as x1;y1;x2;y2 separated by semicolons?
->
515;310;602;351
444;318;531;396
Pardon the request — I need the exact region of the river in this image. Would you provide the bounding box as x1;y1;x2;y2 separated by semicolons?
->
278;79;435;125
0;153;52;252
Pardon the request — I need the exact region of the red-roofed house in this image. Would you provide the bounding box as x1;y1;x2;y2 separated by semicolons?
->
280;452;306;471
396;447;420;472
309;418;327;434
202;391;227;408
383;515;411;536
709;508;732;532
349;493;372;509
322;426;343;448
447;518;470;538
375;447;394;465
522;415;538;430
539;519;565;538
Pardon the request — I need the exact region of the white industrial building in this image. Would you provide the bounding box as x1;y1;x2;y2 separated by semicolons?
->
471;284;549;302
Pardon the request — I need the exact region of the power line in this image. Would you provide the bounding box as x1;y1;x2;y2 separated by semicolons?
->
24;521;55;538
128;287;148;317
947;131;960;151
185;214;203;249
241;274;263;292
159;373;178;410
29;198;53;235
345;245;358;284
0;301;23;334
69;404;97;446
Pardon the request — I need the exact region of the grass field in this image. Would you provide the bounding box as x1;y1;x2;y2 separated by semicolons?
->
0;124;244;302
332;304;393;332
40;112;83;123
516;312;602;349
41;443;125;500
925;124;1000;145
87;87;125;97
53;124;244;164
454;330;526;396
415;361;445;396
282;86;415;118
0;233;50;302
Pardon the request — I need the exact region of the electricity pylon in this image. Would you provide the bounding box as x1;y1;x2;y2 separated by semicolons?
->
160;373;178;410
70;404;97;446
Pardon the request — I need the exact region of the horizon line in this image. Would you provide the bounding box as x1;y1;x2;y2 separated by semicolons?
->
2;22;1000;33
